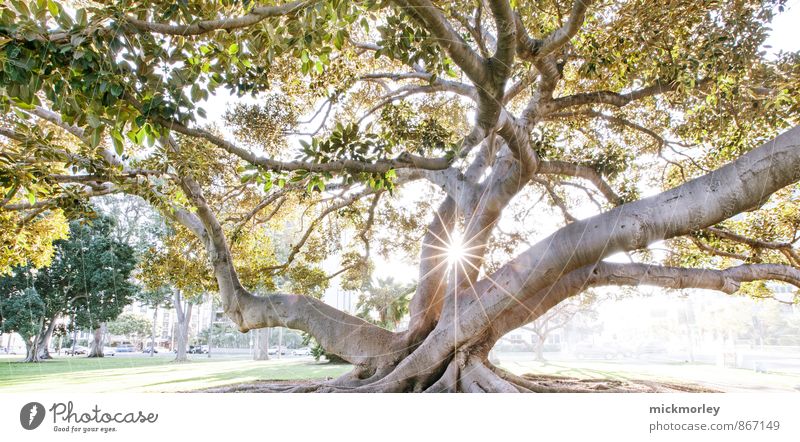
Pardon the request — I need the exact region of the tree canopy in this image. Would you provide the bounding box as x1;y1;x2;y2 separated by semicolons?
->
0;0;799;390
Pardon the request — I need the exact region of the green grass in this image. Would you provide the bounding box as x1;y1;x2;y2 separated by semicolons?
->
4;353;799;393
0;354;351;393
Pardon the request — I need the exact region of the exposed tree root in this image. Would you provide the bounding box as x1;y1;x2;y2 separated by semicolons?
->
196;367;718;393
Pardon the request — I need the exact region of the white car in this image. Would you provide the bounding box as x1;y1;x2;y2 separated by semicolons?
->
103;346;116;356
65;345;88;355
267;346;288;355
292;347;312;356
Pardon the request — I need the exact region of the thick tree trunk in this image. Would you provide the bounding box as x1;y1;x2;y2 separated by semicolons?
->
35;317;57;360
87;323;106;357
535;334;546;362
23;334;43;363
253;328;270;360
173;288;192;362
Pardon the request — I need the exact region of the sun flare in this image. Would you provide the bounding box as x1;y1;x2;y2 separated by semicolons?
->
446;229;466;265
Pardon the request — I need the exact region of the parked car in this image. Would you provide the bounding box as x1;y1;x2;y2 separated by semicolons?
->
187;345;208;354
142;346;158;354
65;346;88;355
103;346;116;356
116;344;136;353
268;346;288;355
292;347;312;356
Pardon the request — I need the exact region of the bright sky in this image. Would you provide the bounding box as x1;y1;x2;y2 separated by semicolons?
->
763;0;800;55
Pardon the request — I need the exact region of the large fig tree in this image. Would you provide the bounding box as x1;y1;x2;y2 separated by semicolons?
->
1;0;799;390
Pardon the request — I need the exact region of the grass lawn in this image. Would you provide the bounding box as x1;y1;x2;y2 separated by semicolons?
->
3;353;799;392
0;354;351;393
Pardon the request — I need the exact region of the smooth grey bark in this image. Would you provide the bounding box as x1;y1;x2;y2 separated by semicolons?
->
173;288;193;362
35;317;57;360
87;323;106;358
535;334;545;362
23;336;41;363
253;328;270;360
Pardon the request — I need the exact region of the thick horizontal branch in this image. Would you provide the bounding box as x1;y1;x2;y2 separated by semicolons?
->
236;293;401;365
123;1;309;35
548;80;689;112
492;261;800;340
136;104;451;174
589;262;800;294
493;124;800;309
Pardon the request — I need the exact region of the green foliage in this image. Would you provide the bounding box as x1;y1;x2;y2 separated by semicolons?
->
378;102;457;155
224;96;298;155
297;122;398;192
0;214;139;334
376;10;456;79
107;313;151;339
356;277;415;330
284;263;330;299
0;286;45;340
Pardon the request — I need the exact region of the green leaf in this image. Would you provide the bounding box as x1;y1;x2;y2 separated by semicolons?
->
75;8;87;26
89;126;103;148
228;43;239;55
110;84;123;97
47;0;58;18
191;84;201;101
111;129;124;155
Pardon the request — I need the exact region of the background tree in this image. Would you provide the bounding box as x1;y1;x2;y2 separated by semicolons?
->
107;312;152;347
0;0;799;390
0;287;45;362
67;217;138;357
136;286;172;356
0;216;137;361
522;291;598;361
139;227;213;362
356;277;415;331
